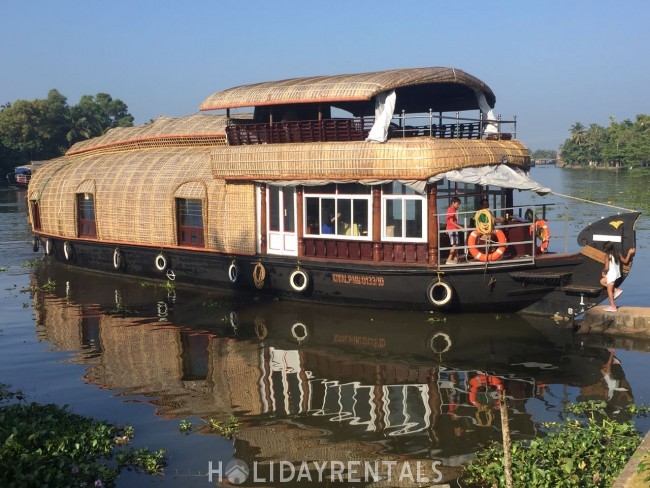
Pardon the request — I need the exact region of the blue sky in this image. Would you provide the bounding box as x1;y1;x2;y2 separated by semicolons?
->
2;1;649;150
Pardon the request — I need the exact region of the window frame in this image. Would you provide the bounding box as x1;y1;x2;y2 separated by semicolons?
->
30;200;42;231
176;198;205;248
303;185;372;240
380;194;427;242
76;193;97;238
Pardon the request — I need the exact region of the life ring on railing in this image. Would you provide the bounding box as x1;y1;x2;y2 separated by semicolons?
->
289;267;310;293
113;248;123;270
427;280;454;307
467;229;507;262
32;235;40;253
468;373;504;408
529;219;551;253
63;241;73;261
155;253;168;272
253;262;266;289
228;261;239;283
44;238;53;256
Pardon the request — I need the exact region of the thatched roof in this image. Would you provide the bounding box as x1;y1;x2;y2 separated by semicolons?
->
199;67;496;116
212;138;529;181
66;113;232;156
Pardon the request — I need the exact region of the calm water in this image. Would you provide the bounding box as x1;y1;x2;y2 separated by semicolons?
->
1;166;649;487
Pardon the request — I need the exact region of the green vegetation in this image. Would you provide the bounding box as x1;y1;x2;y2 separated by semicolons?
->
208;415;242;439
0;383;166;487
560;115;650;167
531;149;558;160
462;400;648;487
0;90;133;177
179;419;193;433
30;278;56;293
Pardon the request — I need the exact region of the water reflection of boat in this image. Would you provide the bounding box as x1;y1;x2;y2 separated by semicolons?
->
31;264;633;483
26;67;640;318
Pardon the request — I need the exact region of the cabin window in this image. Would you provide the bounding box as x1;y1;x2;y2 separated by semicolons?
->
176;198;205;247
30;200;42;231
77;193;97;238
381;183;426;241
304;184;371;238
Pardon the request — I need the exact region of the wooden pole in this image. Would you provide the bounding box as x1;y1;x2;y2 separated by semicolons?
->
500;389;513;488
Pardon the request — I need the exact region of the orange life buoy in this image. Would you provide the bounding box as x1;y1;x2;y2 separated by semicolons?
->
468;373;504;407
529;219;551;253
467;229;507;262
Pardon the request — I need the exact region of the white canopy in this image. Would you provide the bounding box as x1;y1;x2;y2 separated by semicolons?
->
428;164;551;195
256;165;550;195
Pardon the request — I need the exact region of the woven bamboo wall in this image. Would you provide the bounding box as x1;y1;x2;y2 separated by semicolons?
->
211;138;530;180
27;146;257;253
209;180;256;254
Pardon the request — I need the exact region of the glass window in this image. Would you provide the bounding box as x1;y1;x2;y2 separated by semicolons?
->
177;198;205;247
303;183;371;239
382;194;426;242
77;193;97;237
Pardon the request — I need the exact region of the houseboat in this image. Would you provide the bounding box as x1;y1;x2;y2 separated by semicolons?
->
26;67;639;317
7;165;32;187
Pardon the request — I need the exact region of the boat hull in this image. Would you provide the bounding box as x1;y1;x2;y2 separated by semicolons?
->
34;234;612;318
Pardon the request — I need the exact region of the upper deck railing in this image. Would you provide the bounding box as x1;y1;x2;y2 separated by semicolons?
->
226;111;517;146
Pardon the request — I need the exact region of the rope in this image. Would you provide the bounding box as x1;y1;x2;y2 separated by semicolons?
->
551;191;636;212
473;208;494;235
253;261;266;289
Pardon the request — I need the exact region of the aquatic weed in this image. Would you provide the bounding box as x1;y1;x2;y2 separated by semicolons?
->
0;383;166;486
462;401;645;487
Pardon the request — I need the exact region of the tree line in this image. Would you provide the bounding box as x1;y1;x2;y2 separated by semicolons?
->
560;114;650;167
1;89;133;178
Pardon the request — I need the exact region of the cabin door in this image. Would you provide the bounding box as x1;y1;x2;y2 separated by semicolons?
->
266;185;297;256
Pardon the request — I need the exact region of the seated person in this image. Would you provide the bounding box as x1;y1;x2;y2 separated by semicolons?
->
322;207;340;234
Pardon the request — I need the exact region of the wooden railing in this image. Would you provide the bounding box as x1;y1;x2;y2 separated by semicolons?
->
301;238;429;264
226;114;516;146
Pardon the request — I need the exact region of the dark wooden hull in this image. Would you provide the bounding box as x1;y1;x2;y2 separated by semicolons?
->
31;235;619;319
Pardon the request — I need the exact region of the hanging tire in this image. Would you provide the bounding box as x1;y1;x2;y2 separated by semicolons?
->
291;322;308;343
44;238;53;256
63;241;74;261
427;280;454;308
32;235;40;252
289;267;310;293
155;253;168;272
113;248;123;270
428;331;452;354
228;262;239;283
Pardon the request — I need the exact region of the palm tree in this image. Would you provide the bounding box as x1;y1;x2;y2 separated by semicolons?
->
570;122;586;145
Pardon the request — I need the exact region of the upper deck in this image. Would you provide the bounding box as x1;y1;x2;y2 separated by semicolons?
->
200;66;516;146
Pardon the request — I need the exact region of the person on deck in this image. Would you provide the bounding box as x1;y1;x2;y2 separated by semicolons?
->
600;241;635;312
446;197;463;264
